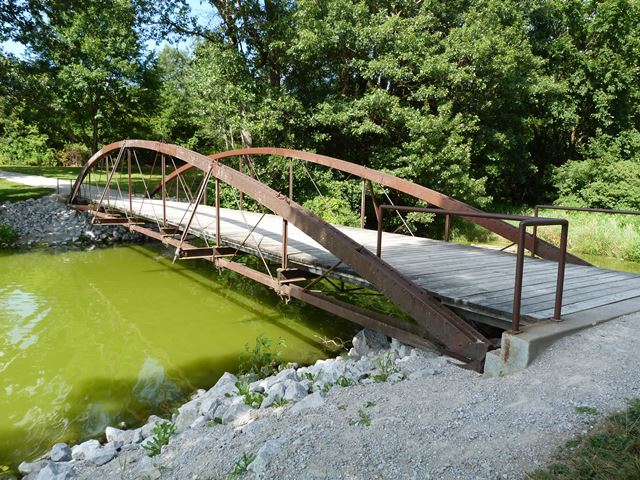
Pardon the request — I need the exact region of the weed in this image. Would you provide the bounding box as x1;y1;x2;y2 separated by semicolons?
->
336;376;355;387
302;371;320;383
349;408;372;427
229;453;254;477
321;382;333;393
238;335;286;379
0;224;16;245
142;421;176;457
273;396;289;408
365;400;376;408
207;416;223;428
337;404;347;410
575;406;599;415
528;398;640;479
373;352;397;383
235;379;265;408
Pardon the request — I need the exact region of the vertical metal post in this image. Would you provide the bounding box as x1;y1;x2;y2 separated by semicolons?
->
105;156;110;207
444;214;451;242
360;178;366;229
531;206;539;257
127;150;132;213
553;222;568;321
56;178;60;194
88;170;92;202
282;159;293;270
511;224;527;334
215;178;221;247
162;155;166;226
239;156;244;211
376;207;385;258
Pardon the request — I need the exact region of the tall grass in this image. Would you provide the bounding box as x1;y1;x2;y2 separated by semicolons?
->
532;210;640;262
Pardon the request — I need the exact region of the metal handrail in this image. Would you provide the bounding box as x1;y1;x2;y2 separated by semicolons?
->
376;205;569;333
532;204;640;258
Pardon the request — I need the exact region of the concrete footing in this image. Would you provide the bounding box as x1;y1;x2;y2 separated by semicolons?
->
484;296;640;376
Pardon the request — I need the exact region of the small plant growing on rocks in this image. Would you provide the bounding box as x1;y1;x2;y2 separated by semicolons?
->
373;352;397;383
238;335;286;379
273;396;289;408
336;375;355;387
207;417;223;428
349;408;372;427
575;406;599;415
142;421;176;457
229;453;254;477
235;379;265;408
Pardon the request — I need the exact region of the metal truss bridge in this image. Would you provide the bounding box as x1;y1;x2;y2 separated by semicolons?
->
68;140;640;371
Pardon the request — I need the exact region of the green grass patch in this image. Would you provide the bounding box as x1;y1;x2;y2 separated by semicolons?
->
0;178;54;203
528;399;640;479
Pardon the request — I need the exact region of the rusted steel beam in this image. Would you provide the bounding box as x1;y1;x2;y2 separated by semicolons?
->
211;161;490;364
178;247;216;259
69;141;492;366
146;146;586;266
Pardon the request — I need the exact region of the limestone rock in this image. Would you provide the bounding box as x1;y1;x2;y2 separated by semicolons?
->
50;443;71;462
289;391;325;414
261;382;286;409
18;460;47;476
105;427;142;447
352;329;390;356
71;440;100;461
36;462;74;480
283;380;308;402
247;438;286;475
221;401;252;425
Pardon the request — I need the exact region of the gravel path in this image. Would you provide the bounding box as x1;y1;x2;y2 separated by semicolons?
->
60;313;640;480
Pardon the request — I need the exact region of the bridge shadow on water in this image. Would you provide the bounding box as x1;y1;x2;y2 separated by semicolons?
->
128;243;358;354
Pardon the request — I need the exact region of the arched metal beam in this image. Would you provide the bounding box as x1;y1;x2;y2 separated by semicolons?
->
147;147;588;266
68;140;490;365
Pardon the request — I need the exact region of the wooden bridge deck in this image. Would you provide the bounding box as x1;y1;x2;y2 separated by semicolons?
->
105;195;640;328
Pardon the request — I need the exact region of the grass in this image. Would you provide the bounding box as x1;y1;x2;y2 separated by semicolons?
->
141;421;176;457
373;352;397;383
528;399;640;479
349;408;372;427
229;453;254;477
0;177;54;203
0;164;166;198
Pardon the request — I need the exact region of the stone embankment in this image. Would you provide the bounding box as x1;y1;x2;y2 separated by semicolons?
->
14;313;640;480
0;195;143;248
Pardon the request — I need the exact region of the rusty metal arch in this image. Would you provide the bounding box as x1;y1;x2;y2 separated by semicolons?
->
69;140;491;367
148;147;587;266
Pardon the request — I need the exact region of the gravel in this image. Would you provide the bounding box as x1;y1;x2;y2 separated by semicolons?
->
22;314;640;480
0;195;144;248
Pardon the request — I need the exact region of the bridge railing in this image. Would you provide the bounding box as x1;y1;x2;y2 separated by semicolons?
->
376;205;569;333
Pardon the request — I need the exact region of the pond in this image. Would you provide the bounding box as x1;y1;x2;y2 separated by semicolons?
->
0;245;355;468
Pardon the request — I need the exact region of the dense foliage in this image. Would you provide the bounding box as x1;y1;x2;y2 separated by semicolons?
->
1;0;639;209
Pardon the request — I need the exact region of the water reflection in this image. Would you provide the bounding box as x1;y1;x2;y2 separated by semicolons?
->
0;246;354;468
0;287;49;351
132;357;182;407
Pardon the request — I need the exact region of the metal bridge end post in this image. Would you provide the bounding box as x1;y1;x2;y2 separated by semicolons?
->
511;223;527;334
376;207;384;258
531;206;539;257
444;213;451;242
553;221;568;321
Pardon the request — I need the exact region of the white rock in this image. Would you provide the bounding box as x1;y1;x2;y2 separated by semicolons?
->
36;462;74;480
247;438;286;475
289;391;325;414
105;426;142;446
409;367;439;379
50;443;71;462
198;372;238;415
221;401;252;425
141;415;163;439
87;445;116;466
190;415;208;429
261;382;286;409
283;380;308;402
174;401;200;433
352;329;389;356
18;460;47;475
71;439;100;461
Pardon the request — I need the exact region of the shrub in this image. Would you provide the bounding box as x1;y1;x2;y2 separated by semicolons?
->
238;335;286;379
141;421;176;457
0;117;56;166
0;224;17;246
57;143;91;166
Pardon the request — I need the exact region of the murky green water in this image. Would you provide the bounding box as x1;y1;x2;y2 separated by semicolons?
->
0;245;354;468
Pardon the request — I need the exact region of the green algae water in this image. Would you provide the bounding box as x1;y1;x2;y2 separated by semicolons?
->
0;245;354;468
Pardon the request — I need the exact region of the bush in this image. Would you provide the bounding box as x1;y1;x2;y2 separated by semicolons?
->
554;130;640;209
238;335;286;379
0;117;56;166
56;143;91;166
0;224;17;246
